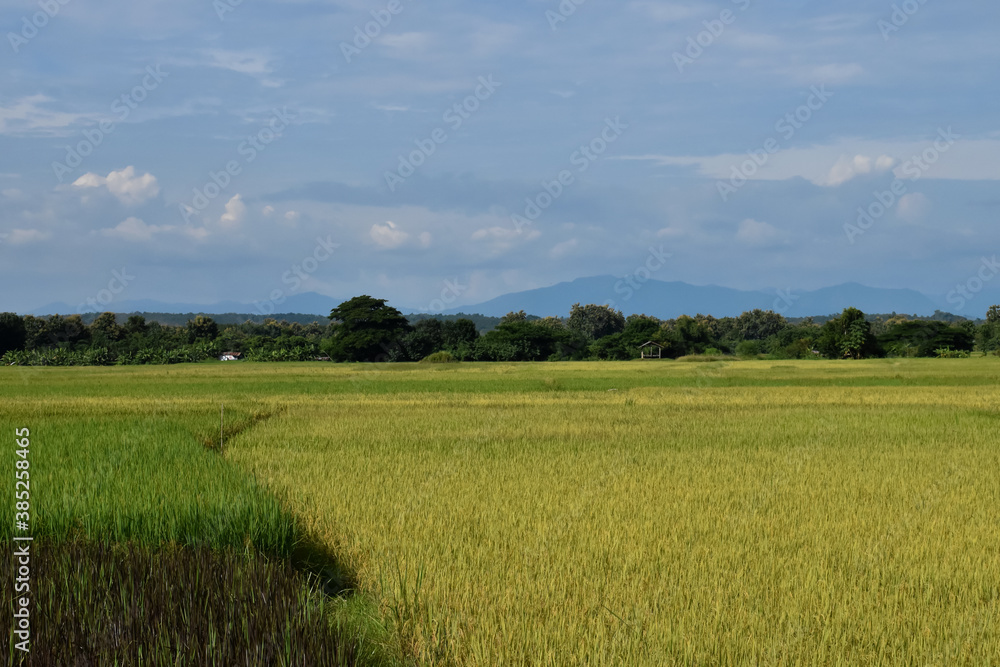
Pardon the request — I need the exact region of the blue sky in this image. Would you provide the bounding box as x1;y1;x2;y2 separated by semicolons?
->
1;0;999;315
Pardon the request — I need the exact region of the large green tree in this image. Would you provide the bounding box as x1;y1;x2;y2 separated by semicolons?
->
817;308;883;359
500;310;528;325
671;315;714;355
567;303;625;341
590;316;664;360
474;320;586;361
880;320;975;357
441;319;479;359
391;319;444;361
325;296;412;362
186;316;219;343
90;312;122;344
124;314;148;336
0;312;26;356
36;314;90;348
734;309;787;341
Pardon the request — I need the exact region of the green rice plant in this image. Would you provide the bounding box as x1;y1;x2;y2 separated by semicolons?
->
0;378;399;665
0;404;298;554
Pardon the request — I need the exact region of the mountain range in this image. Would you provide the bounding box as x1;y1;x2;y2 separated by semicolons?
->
26;276;957;319
433;277;944;319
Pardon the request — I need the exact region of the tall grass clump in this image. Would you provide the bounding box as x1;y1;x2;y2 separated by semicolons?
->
420;351;457;364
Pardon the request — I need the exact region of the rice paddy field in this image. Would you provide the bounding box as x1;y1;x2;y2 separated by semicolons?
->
2;359;1000;664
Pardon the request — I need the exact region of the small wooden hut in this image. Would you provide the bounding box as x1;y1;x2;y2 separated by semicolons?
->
639;341;663;359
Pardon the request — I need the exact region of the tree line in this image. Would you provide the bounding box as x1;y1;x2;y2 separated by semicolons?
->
2;297;999;366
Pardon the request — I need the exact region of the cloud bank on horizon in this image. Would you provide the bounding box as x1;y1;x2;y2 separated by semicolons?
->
1;0;998;317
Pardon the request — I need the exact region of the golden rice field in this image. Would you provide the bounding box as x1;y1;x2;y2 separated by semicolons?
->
224;359;1000;665
4;359;1000;664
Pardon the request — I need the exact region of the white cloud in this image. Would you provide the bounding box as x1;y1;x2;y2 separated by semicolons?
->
656;227;684;239
736;218;778;245
471;226;541;243
875;155;896;171
0;95;94;136
825;154;895;186
220;194;246;227
897;192;929;221
202;48;282;86
100;217;174;241
826;155;872;186
183;226;211;241
549;238;579;259
370;220;409;248
278;210;300;228
6;229;51;245
262;205;275;216
472;226;519;241
204;49;273;76
73;166;160;205
616;134;1000;185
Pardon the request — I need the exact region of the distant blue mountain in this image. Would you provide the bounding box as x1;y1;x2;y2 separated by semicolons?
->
435;276;942;319
25;278;944;319
28;292;344;317
787;283;941;320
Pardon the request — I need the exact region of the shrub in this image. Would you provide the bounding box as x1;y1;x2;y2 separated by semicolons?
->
676;354;727;362
421;351;457;364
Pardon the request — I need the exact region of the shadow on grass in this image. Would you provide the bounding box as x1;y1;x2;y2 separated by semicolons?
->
0;541;373;666
0;403;403;666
